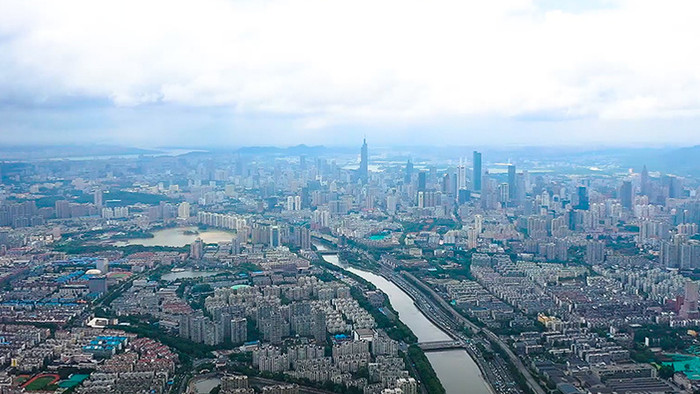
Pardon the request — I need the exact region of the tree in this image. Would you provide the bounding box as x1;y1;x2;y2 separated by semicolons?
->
659;365;675;380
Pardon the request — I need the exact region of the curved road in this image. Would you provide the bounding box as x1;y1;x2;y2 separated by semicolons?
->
402;272;546;394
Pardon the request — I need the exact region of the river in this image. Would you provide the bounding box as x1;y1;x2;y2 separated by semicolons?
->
192;376;220;393
316;244;490;394
116;227;236;247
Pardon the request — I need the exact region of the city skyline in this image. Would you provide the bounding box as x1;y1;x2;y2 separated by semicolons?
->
1;1;700;393
0;133;699;393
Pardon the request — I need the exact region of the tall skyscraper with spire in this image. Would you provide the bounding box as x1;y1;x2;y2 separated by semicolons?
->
359;138;368;183
404;159;413;184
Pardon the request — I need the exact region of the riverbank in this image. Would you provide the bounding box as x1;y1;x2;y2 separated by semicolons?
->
403;271;546;394
314;244;490;394
385;271;496;394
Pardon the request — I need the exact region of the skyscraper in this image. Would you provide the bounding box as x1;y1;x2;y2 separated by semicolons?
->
620;181;633;209
515;172;526;204
386;194;397;215
585;240;605;264
417;171;427;191
96;258;109;274
507;164;516;200
88;276;108;294
473;151;482;191
404;159;413;184
640;165;650;196
457;159;467;190
93;189;103;208
680;281;700;319
474;214;483;234
231;317;248;344
662;174;681;199
498;183;509;204
178;202;190;218
270;226;281;248
359;138;368;183
55;200;71;219
575;186;589;210
190;238;204;259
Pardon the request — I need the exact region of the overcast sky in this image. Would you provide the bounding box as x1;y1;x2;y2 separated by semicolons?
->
1;0;699;148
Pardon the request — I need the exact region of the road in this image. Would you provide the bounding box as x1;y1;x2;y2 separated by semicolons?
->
386;269;521;394
320;244;539;394
402;271;546;394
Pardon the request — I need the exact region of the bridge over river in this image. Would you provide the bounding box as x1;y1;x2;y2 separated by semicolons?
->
312;240;495;394
416;340;466;351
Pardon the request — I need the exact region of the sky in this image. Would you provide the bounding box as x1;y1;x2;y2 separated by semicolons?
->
1;0;700;148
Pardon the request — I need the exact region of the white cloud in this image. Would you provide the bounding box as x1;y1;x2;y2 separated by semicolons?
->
0;0;700;144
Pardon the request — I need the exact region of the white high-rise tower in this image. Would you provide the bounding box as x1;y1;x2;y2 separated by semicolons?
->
457;158;467;190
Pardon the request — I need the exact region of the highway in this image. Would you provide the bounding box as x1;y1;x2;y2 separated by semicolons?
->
401;271;546;394
316;243;540;394
385;269;521;394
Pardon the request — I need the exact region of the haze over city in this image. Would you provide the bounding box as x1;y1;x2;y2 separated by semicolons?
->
3;2;700;394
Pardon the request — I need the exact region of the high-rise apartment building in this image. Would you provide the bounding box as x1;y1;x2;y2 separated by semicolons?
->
94;189;103;208
190;238;204;259
178;202;190;219
680;281;700;319
231;317;248;344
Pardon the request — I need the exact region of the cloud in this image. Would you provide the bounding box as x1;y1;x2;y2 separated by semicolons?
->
0;0;700;145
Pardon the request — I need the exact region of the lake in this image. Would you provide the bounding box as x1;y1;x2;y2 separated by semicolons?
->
160;269;229;281
117;227;236;247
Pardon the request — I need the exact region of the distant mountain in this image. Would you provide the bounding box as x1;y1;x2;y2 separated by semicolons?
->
656;145;700;176
605;145;700;176
230;144;357;156
0;145;159;161
236;144;325;155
